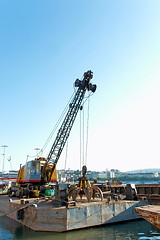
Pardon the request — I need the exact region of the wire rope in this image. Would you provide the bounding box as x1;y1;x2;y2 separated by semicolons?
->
85;93;90;166
41;91;75;153
82;100;85;166
27;91;75;161
79;109;82;171
79;93;93;170
64;140;68;170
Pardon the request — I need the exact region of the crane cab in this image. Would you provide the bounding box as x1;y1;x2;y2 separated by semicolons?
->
17;157;57;185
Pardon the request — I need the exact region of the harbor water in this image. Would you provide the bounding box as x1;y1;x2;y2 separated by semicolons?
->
1;216;160;240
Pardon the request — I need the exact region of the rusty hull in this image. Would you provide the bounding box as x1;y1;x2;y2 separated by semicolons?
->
0;195;148;232
135;205;160;229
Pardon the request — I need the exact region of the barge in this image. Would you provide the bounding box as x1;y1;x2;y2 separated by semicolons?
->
135;184;160;229
135;184;160;205
0;195;147;232
135;205;160;229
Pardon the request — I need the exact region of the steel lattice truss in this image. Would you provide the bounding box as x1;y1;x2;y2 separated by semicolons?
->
42;71;96;182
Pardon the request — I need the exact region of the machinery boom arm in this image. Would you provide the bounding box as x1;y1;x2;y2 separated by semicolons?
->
42;70;96;182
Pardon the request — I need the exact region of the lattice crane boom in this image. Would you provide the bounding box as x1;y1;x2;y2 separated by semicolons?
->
42;70;96;183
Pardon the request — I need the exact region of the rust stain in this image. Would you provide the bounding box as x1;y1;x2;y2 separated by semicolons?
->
135;205;160;229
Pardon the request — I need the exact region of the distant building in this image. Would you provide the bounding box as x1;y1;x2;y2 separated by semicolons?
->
110;170;115;179
154;172;159;178
0;170;18;180
98;172;108;179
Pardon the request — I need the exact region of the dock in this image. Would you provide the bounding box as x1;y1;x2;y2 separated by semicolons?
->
0;195;148;232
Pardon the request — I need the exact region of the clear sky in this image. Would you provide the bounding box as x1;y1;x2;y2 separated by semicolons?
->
0;0;160;172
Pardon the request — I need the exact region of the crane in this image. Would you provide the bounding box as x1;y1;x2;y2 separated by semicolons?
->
14;70;102;201
41;70;97;184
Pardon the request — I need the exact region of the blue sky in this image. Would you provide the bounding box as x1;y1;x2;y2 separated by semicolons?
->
0;0;160;172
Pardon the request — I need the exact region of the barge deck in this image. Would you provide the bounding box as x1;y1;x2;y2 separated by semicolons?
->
135;205;160;229
0;195;147;232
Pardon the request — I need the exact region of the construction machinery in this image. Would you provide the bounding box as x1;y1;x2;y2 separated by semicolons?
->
16;71;99;201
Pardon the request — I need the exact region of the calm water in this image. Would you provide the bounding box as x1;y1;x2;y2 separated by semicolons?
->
0;216;160;240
